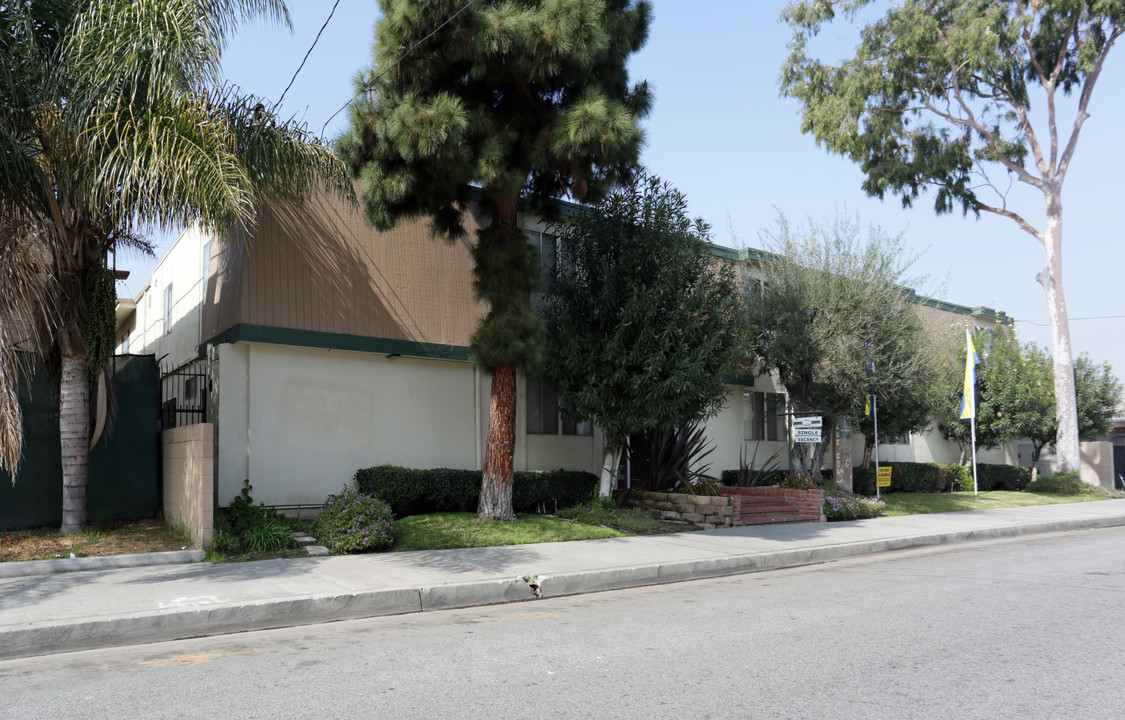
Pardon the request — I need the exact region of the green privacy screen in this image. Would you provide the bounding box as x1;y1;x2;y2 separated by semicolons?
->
0;354;159;530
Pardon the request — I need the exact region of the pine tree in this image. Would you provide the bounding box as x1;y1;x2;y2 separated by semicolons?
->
338;0;651;520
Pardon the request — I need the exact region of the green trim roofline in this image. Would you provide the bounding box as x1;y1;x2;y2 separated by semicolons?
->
503;189;1010;325
202;324;758;386
200;324;471;362
715;240;1011;325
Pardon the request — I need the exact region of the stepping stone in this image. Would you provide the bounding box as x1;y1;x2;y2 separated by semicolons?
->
295;536;317;546
306;545;330;557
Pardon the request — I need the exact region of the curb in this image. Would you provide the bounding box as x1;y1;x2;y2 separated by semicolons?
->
2;512;1122;661
0;550;204;580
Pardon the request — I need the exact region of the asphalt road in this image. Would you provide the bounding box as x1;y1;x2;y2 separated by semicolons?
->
4;527;1125;719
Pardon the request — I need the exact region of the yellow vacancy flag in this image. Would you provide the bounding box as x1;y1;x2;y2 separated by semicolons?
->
959;334;979;421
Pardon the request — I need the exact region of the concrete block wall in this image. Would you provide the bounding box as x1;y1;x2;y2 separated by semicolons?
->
162;423;214;547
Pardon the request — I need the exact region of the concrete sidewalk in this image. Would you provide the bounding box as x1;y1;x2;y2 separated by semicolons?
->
3;500;1124;661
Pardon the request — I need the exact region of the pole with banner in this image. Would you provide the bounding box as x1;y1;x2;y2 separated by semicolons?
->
872;394;881;501
961;326;980;495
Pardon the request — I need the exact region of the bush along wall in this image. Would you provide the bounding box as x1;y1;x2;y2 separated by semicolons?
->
971;463;1032;492
354;465;598;517
852;462;967;495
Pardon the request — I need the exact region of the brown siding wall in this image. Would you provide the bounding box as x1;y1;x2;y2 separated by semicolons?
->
204;182;489;347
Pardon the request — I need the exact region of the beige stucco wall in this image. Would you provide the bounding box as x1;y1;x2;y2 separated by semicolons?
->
215;342;479;506
162;423;214;547
1080;441;1114;488
212;341;629;507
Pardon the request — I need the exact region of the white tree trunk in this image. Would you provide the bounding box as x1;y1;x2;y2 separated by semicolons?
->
1038;191;1080;474
599;441;621;497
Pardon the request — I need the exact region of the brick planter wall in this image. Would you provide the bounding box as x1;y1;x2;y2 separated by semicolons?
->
718;487;825;526
624;487;826;528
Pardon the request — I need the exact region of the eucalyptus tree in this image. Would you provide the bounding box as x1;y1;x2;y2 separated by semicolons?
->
0;0;347;532
542;174;749;496
781;0;1124;475
338;0;651;520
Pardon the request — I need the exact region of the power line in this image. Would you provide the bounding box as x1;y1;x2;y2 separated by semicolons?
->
319;0;480;137
1015;315;1125;326
276;0;341;109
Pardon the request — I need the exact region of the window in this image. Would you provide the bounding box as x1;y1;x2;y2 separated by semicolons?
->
162;284;172;335
743;389;785;442
525;230;557;293
201;241;211;291
526;376;592;436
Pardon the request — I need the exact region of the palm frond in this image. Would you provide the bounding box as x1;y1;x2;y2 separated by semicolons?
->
0;211;61;478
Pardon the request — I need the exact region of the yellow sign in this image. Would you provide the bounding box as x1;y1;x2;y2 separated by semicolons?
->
876;467;892;488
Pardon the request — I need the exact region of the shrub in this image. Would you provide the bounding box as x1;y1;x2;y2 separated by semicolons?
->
313;488;396;554
354;465;598;516
1027;471;1085;495
822;484;886;521
240;518;295;553
972;463;1032;492
512;470;601;512
852;462;962;494
211;481;297;553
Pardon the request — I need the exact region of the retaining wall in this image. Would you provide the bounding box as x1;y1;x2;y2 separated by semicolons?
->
625;487;825;528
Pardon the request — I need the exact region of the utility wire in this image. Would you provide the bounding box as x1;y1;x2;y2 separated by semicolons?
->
319;0;480;137
276;0;341;110
1015;315;1125;326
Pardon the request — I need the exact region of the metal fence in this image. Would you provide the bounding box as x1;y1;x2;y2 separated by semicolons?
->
160;358;208;430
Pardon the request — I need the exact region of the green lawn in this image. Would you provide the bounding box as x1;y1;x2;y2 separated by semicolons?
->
391;512;628;552
880;490;1114;517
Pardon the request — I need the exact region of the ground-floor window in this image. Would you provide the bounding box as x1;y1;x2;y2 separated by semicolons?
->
743;389;785;442
526;376;592;436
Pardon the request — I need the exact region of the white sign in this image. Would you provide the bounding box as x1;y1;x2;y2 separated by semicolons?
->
794;428;822;443
793;416;823;429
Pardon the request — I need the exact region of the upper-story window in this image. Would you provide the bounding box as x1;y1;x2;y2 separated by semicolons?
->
163;284;173;335
201;241;211;292
525;230;557;294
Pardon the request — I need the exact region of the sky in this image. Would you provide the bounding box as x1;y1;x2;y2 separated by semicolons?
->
121;1;1125;374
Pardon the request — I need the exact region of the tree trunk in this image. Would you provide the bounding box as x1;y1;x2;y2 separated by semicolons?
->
474;193;526;521
1038;190;1080;473
599;435;623;497
478;363;517;520
59;322;89;535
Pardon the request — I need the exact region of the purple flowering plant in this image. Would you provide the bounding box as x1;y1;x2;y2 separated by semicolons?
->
313;488;396;554
822;485;885;522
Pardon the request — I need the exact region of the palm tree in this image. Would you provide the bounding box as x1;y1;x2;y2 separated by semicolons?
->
0;1;349;532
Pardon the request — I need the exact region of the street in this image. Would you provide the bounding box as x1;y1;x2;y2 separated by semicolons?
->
4;527;1124;719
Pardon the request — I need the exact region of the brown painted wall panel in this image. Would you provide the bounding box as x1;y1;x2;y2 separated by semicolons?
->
225;183;488;347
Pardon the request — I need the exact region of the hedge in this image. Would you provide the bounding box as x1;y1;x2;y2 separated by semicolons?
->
354;465;598;516
972;463;1032;492
852;462;967;495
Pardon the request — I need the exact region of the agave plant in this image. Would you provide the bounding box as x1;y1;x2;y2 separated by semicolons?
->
643;421;719;496
734;441;784;488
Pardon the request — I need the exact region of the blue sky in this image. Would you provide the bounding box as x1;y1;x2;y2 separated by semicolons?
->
122;1;1125;374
